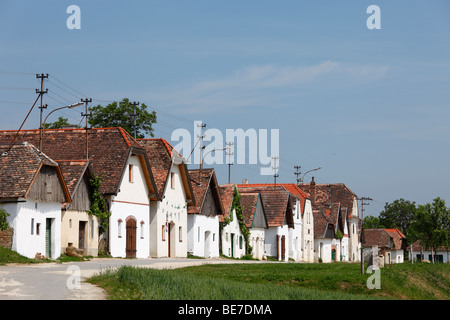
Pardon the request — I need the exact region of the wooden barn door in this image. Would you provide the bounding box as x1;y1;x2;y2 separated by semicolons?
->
126;218;137;258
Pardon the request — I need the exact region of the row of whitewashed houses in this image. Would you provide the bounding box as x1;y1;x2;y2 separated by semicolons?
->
0;128;363;263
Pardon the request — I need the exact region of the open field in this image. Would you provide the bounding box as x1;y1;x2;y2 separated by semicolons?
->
87;262;450;300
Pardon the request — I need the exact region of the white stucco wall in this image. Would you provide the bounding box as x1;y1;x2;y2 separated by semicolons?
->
2;199;62;259
150;164;188;258
248;228;265;260
221;208;246;258
108;154;151;258
289;200;303;261
265;225;289;261
187;214;220;258
302;200;314;262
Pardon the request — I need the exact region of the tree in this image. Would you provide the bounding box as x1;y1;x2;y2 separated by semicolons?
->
379;198;416;237
0;208;10;231
43;116;79;129
410;197;450;263
363;215;384;229
88;98;157;139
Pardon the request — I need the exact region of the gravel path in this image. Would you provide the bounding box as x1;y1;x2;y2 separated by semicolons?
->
0;257;268;300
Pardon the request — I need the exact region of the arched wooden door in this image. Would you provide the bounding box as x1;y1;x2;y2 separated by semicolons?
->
126;218;137;258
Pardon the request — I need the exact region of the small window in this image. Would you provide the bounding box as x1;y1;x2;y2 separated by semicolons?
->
36;223;41;236
198;227;200;242
118;219;123;238
31;218;34;235
140;221;145;239
162;225;166;241
91;219;95;239
129;164;134;183
170;172;175;189
179;226;182;242
239;236;243;249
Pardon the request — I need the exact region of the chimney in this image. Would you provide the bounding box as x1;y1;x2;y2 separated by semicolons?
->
242;179;248;184
310;177;316;203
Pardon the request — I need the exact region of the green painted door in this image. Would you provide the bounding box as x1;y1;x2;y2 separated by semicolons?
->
45;218;52;258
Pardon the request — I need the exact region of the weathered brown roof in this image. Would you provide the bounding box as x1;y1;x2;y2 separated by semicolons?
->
363;228;406;249
240;192;259;228
313;211;334;239
138;138;194;203
57;160;92;196
363;229;392;248
218;184;236;222
298;180;358;218
0;128;158;198
0;142;70;201
237;185;294;227
187;168;224;215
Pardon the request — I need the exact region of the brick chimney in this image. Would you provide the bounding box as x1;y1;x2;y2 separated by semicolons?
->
310;177;316;203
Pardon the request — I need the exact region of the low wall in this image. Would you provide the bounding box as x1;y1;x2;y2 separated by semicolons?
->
0;228;13;249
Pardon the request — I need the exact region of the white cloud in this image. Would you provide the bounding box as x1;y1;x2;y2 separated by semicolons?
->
146;61;388;114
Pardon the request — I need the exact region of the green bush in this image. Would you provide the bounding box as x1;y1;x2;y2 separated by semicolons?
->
0;208;10;231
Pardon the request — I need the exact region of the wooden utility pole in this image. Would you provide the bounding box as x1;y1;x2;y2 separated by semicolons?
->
197;122;206;170
81;98;92;160
226;141;234;184
294;165;301;185
272;156;279;189
129;101;140;139
36;73;48;151
358;196;373;274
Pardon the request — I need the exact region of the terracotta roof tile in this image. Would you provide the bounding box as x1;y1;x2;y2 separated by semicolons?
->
0;142;66;199
237;185;293;227
240;192;259;228
0;128;157;197
188;168;224;215
218;184;236;222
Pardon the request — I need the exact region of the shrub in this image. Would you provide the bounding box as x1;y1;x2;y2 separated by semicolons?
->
0;208;10;231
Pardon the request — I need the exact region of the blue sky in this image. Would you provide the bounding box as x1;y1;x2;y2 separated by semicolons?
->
1;1;450;216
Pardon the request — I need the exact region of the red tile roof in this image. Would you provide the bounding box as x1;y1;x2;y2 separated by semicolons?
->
188;168;224;215
298;181;358;218
237;184;294;227
218;184;236;222
240;192;259;228
363;228;406;249
0;128;158;198
138;138;194;204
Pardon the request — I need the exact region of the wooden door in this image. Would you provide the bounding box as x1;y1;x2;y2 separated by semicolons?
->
78;221;86;249
126;218;137;258
45;218;52;258
168;223;171;257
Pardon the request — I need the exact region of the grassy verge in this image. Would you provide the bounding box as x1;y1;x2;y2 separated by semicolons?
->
87;262;450;300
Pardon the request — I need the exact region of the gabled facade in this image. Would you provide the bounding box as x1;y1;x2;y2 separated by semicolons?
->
363;228;406;264
138;138;195;258
0;128;159;258
0;142;71;259
239;191;268;260
237;185;294;261
59;160;99;256
187;168;224;258
299;178;361;262
219;184;246;259
313;204;347;262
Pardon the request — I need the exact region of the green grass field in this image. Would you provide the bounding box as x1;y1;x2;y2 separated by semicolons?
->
87;262;450;300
